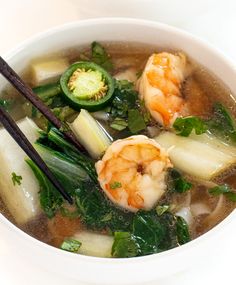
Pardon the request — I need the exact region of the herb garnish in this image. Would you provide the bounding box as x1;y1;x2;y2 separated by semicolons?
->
206;102;236;143
112;232;138;258
110;118;128;131
128;109;146;134
156;205;170;216
0;98;12;111
110;181;122;189
60;238;81;253
173;116;207;137
111;211;190;258
91;41;113;72
109;80;148;134
11;172;22;186
208;184;236;202
167;168;192;193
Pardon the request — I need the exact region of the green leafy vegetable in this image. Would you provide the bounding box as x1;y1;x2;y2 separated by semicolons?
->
156;205;170;216
110;118;128;131
110;80;138;119
176;216;190;245
46;128;97;183
109;80;147;133
0;98;12;110
208;184;236;202
167;169;192;193
91;41;113;71
128;109;146;134
207;102;236;143
110;181;122;189
34;143;89;191
60;238;81;253
75;181;133;232
111;211;190;258
26;159;63;218
173;116;207;137
11;172;22;186
112;232;138;258
33;82;62;104
52;106;76;122
60;207;80;219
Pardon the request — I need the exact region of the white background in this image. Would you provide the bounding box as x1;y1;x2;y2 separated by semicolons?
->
0;0;236;284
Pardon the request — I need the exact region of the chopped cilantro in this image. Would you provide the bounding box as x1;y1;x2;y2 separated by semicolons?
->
156;205;170;216
60;238;81;253
91;41;113;71
11;172;22;186
128;109;146;134
0;98;12;111
112;232;138;258
110;181;122;189
208;184;236;202
173;116;207;137
206;102;236;143
110;118;128;131
168;169;192;193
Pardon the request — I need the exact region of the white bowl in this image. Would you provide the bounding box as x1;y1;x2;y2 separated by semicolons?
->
1;18;236;285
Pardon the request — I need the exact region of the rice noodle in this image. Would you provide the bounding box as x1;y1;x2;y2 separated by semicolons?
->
176;206;193;226
191;202;211;216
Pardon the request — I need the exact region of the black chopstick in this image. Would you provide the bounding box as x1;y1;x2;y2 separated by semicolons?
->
0;105;73;204
0;56;85;153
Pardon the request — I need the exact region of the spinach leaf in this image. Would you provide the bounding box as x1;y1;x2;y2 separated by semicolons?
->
167;168;192;193
207;102;236;143
176;216;190;245
26;159;63;218
91;41;113;71
132;211;166;255
75;181;133;232
112;232;138;258
208;184;236;202
128;109;146;134
112;211;190;258
173;116;207;137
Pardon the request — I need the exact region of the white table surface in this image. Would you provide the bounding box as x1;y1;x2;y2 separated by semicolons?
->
1;0;236;284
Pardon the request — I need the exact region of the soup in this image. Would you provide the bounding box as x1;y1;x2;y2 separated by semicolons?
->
0;42;236;258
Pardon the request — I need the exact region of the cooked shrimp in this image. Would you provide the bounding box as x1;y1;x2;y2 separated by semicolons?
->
137;52;188;127
95;135;172;212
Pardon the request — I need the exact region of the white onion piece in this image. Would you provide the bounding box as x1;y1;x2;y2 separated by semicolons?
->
0;118;41;224
73;231;113;257
31;58;69;85
71;109;112;158
155;132;236;180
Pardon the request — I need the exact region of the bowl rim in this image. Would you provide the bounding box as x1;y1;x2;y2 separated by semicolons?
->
1;16;236;267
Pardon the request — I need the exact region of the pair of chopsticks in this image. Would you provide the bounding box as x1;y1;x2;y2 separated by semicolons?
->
0;56;85;204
